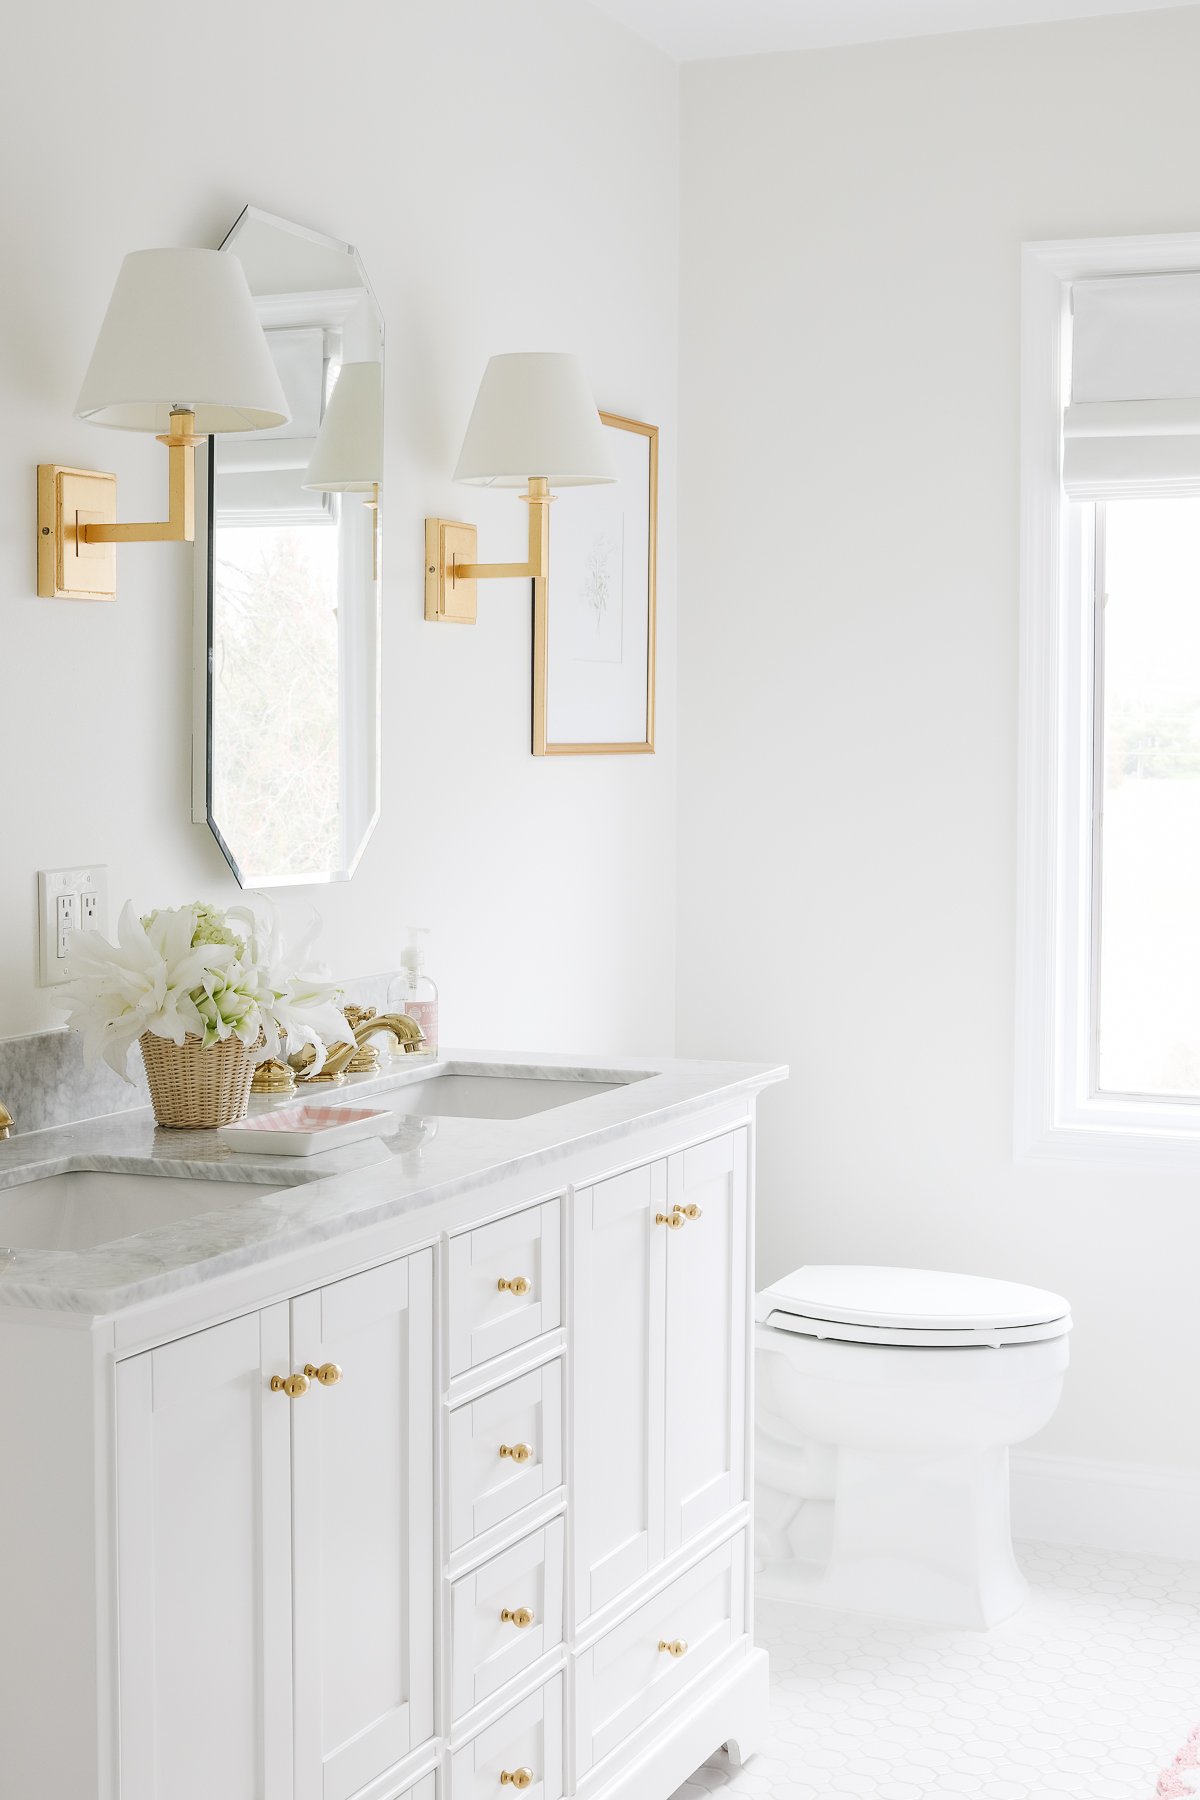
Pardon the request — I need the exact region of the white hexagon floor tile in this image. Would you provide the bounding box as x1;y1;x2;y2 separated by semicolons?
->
672;1542;1200;1800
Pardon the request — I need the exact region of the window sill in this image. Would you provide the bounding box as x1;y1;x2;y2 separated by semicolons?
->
1017;1099;1200;1173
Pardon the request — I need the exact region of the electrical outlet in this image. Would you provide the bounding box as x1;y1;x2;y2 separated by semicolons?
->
38;866;108;986
56;892;78;959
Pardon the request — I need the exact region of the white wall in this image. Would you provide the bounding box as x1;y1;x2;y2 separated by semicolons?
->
0;0;678;1055
678;9;1200;1472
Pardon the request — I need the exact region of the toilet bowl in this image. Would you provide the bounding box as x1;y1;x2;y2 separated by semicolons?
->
755;1264;1071;1629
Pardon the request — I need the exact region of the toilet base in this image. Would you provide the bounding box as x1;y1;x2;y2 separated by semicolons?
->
756;1444;1029;1631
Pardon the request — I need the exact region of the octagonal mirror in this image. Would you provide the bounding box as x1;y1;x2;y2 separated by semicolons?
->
192;205;382;886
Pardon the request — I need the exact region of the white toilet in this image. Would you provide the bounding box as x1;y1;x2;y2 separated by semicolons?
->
755;1265;1071;1629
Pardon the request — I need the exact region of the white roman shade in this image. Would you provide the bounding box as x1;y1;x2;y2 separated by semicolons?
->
1064;271;1200;499
214;327;329;524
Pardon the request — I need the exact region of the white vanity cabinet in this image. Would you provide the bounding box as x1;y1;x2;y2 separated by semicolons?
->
290;1257;435;1800
113;1305;295;1800
113;1252;435;1800
663;1132;748;1558
572;1158;668;1617
0;1090;772;1800
573;1130;748;1621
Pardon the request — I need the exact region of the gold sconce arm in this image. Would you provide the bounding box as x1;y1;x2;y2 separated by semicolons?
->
37;409;201;600
82;409;200;545
424;478;552;624
452;477;551;581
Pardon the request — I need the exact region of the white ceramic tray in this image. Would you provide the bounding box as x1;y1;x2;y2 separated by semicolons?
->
218;1102;399;1157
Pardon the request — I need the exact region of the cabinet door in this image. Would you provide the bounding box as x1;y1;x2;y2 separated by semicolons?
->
664;1131;748;1556
292;1251;435;1800
573;1162;667;1621
115;1306;293;1800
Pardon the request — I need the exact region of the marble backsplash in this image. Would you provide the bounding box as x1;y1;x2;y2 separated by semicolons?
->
0;972;395;1138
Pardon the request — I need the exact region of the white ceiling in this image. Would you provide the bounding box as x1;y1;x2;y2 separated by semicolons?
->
587;0;1200;58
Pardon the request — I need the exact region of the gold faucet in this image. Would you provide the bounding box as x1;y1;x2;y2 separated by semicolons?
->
291;1012;425;1085
0;1100;11;1141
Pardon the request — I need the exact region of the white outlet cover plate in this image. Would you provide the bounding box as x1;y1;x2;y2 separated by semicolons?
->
38;865;108;987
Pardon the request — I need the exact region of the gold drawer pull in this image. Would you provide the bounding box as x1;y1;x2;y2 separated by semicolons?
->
269;1373;309;1398
656;1205;702;1229
500;1771;533;1790
500;1606;534;1629
303;1362;343;1387
500;1442;533;1464
658;1637;688;1658
497;1275;531;1295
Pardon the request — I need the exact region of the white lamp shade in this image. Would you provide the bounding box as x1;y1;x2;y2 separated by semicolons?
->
303;362;383;492
75;248;290;433
453;351;616;488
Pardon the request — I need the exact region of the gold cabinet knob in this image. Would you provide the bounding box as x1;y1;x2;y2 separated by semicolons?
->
270;1373;310;1398
655;1211;686;1230
303;1362;343;1387
500;1606;535;1629
658;1637;688;1658
500;1442;533;1464
497;1276;531;1296
677;1204;702;1221
500;1771;533;1790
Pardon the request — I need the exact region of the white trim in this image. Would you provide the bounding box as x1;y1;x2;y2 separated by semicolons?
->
1012;1450;1200;1563
1016;231;1200;1172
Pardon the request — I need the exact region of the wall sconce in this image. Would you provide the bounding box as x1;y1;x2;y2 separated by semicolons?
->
37;248;289;601
303;360;384;578
424;351;616;623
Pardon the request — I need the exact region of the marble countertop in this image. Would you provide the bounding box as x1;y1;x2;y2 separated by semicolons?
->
0;1049;786;1317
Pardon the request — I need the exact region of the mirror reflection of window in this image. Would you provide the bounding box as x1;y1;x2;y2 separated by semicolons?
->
201;206;382;889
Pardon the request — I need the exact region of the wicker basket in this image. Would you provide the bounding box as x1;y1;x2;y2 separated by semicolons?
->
140;1031;257;1130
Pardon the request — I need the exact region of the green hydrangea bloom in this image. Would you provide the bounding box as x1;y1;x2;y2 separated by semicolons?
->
192;973;261;1048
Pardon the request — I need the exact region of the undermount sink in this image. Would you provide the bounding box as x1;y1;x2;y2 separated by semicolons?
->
0;1170;288;1255
381;1072;629;1121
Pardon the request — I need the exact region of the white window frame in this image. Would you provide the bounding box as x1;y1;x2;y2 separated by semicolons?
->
1016;231;1200;1171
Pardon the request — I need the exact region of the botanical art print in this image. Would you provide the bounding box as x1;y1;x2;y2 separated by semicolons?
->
533;412;658;755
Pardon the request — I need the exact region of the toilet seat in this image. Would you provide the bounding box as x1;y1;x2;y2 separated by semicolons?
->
756;1264;1072;1349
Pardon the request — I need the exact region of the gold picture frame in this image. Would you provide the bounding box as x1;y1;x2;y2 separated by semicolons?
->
532;411;658;756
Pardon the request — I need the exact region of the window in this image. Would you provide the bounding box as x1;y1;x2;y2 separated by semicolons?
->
1094;501;1200;1101
1017;233;1200;1167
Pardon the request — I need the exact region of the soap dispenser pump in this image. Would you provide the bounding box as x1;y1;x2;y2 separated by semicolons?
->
387;928;438;1059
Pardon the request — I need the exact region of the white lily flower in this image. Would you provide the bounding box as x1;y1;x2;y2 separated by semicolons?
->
58;897;347;1083
227;896;352;1075
61;903;235;1079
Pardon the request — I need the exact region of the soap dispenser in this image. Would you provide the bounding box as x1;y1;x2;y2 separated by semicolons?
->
387;928;438;1059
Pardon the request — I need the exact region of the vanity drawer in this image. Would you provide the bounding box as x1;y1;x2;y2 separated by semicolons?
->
574;1533;746;1780
450;1674;564;1800
450;1517;565;1721
449;1360;563;1552
448;1199;561;1376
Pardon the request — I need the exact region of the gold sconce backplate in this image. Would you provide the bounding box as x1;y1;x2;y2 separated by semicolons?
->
37;466;117;600
424;518;478;623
